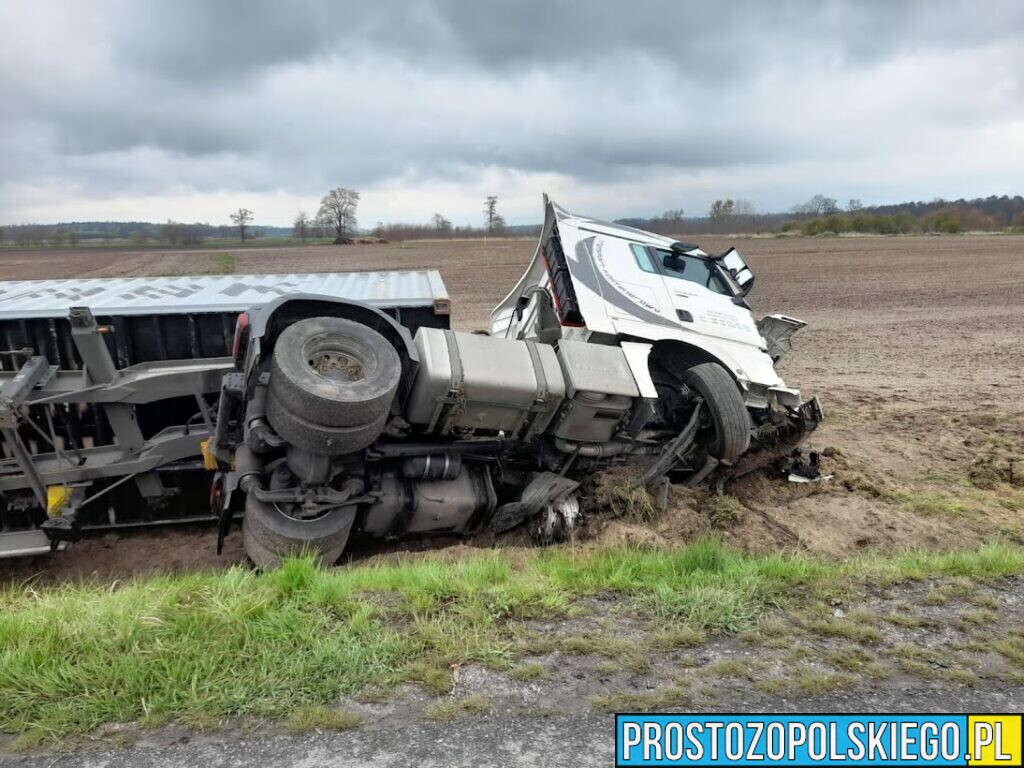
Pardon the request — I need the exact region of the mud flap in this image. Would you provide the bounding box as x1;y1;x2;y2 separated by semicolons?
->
491;472;579;533
213;472;231;555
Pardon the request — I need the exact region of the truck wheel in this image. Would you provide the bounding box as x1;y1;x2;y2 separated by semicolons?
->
270;317;401;427
243;494;356;569
266;390;387;455
681;363;751;463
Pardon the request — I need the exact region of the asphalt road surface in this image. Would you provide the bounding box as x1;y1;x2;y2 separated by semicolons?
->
7;686;1024;768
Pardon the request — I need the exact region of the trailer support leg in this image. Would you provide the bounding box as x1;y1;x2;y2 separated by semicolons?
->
0;427;47;507
69;307;164;499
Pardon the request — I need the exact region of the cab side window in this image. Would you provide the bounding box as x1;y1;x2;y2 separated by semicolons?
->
629;243;658;274
656;250;731;295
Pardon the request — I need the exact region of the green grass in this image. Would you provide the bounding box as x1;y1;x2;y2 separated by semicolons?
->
650;625;706;649
208;252;236;274
509;663;548;681
424;696;490;721
891;489;974;517
2;541;1024;738
286;705;361;733
591;685;690;712
706;659;747;678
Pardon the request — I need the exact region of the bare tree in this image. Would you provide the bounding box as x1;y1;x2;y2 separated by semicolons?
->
230;208;254;242
161;220;181;245
728;199;763;232
318;188;360;238
708;199;735;232
847;198;863;212
163;220;205;246
293;211;311;241
484;196;499;233
432;213;452;234
793;194;839;217
732;200;756;217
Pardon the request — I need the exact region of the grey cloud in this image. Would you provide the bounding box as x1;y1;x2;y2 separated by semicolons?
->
103;0;1024;81
0;0;1022;222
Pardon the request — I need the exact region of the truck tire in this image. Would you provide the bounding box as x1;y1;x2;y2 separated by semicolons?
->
266;390;387;455
681;363;750;463
270;317;401;427
243;494;356;569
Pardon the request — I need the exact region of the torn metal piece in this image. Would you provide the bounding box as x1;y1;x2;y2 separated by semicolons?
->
491;472;579;534
533;493;580;543
782;449;831;483
789;472;833;484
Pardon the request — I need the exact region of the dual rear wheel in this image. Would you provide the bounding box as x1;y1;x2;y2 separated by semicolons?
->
245;317;401;568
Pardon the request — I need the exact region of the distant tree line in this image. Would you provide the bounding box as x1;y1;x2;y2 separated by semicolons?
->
617;199;771;235
289;194;540;243
0;220;282;246
4;192;1022;247
617;194;1024;237
780;194;1024;236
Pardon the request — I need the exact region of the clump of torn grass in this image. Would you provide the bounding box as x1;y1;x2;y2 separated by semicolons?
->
891;489;973;517
587;466;658;521
969;436;1022;489
703;494;745;529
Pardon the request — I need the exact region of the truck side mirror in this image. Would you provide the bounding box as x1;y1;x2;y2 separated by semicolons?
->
719;247;755;296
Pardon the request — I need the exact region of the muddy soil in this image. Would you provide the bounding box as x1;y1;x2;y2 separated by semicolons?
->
0;234;1022;581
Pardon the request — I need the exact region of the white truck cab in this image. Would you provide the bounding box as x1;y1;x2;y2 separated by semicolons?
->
491;195;807;411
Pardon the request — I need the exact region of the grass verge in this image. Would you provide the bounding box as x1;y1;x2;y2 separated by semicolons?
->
2;540;1023;738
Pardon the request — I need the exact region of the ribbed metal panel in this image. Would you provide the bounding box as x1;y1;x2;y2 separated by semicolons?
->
0;270;448;319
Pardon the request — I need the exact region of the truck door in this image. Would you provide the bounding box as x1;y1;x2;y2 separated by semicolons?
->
652;248;764;347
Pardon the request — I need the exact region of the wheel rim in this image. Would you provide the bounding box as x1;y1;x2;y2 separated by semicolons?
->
303;337;369;383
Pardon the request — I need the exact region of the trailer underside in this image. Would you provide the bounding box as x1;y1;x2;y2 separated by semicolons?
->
0;272;451;556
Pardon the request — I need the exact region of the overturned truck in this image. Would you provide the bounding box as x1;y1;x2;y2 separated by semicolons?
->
0;197;820;565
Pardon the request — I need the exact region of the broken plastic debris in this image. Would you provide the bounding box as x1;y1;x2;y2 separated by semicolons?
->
790;473;831;483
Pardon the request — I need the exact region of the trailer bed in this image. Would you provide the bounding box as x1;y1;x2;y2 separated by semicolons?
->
0;271;449;319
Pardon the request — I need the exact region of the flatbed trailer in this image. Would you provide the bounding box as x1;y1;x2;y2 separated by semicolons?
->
0;271;450;556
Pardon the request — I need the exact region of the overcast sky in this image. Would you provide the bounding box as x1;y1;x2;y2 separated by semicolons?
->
1;0;1023;227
